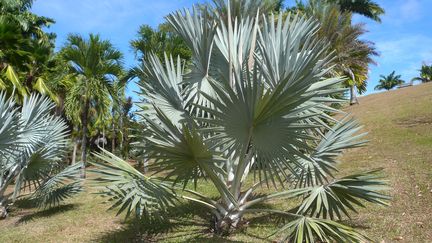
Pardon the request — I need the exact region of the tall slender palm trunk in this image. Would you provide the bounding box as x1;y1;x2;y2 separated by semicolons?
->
112;123;116;153
119;117;124;154
55;95;65;116
350;85;359;105
72;138;79;164
80;100;90;178
0;200;7;219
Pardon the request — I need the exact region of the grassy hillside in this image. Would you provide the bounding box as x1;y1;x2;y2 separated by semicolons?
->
340;82;432;242
1;83;431;243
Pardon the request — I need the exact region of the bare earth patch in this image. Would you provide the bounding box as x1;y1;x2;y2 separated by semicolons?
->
396;116;432;127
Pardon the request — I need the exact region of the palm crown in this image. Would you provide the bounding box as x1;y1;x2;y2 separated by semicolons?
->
298;0;378;104
327;0;385;22
375;71;404;91
61;34;123;175
412;64;432;83
92;1;389;241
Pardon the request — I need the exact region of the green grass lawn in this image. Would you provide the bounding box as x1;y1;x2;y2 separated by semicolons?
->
1;83;431;243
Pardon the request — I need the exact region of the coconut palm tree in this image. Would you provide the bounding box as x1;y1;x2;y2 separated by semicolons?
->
289;0;385;22
374;71;405;91
326;0;385;22
61;34;123;177
131;23;192;62
0;92;82;219
412;64;432;83
91;3;389;241
297;1;378;104
211;0;284;17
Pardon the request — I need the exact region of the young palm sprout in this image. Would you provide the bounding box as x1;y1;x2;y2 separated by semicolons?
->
91;1;389;241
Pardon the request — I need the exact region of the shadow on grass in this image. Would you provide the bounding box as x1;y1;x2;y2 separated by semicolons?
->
342;219;371;230
93;200;253;242
244;200;372;241
176;236;244;243
13;197;37;209
15;204;79;225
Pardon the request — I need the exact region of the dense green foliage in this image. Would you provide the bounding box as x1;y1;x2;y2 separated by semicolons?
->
0;0;58;101
131;23;192;62
1;0;135;176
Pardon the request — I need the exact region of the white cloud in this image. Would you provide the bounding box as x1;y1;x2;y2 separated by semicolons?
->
376;35;432;62
369;35;432;86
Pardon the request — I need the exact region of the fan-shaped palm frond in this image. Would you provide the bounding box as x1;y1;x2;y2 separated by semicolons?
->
167;7;216;109
276;216;369;243
31;163;83;208
90;150;177;220
11;94;68;198
297;170;390;220
137;54;189;125
211;0;283;20
0;92;74;215
294;117;367;187
0;91;19;155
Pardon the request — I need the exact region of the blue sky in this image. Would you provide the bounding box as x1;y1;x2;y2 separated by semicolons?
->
32;0;432;99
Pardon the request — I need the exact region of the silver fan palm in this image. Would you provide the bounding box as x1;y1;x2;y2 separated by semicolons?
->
0;92;82;219
92;1;389;241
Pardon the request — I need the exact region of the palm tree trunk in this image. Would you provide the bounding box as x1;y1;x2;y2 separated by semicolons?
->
55;95;65;116
102;128;105;150
0;188;8;219
80;99;90;178
349;85;359;105
119;117;124;155
112;123;116;153
0;200;7;219
0;172;15;219
72;138;79;164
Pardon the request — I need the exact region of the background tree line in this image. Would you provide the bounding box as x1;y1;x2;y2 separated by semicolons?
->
2;0;430;172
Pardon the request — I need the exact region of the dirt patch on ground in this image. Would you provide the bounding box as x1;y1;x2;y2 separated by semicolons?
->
396;116;432;127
